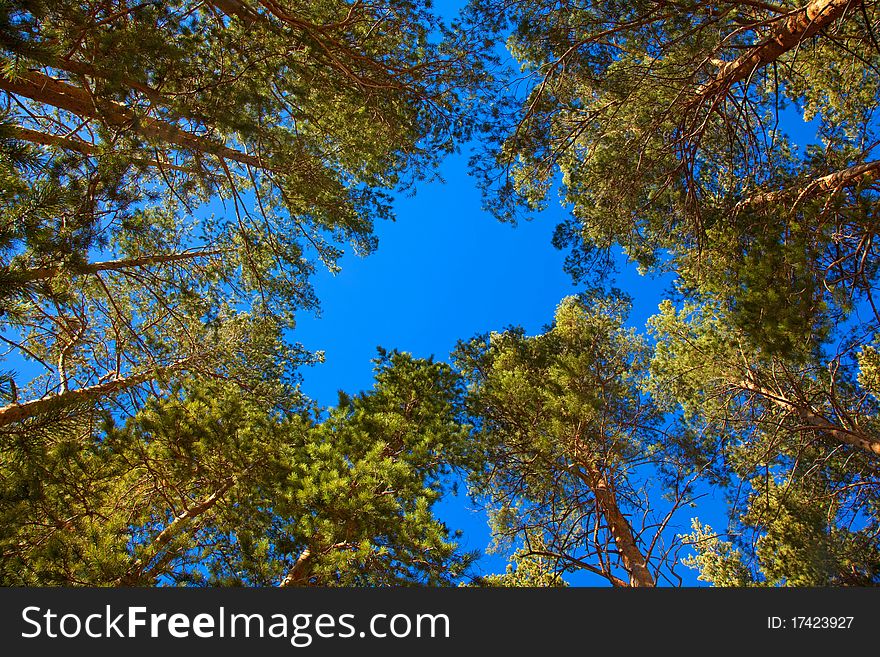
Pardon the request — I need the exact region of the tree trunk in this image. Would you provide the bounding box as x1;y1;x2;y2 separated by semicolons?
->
578;462;656;587
0;42;170;108
0;67;269;170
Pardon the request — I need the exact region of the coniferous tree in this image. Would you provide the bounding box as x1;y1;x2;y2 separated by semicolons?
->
648;300;880;585
468;0;880;346
0;0;482;426
455;296;699;587
0;350;477;586
464;0;880;586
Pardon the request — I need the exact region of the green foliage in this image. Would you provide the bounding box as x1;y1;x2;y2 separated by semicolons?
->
5;0;880;589
648;297;880;585
469;0;880;356
455;294;691;586
745;479;880;586
683;480;880;587
681;520;755;588
0;0;483;423
0;351;476;586
472;547;567;587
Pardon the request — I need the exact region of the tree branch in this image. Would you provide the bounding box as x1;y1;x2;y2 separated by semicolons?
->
118;476;236;585
738;376;880;456
279;547;313;587
0;357;196;427
691;0;858;106
736;158;880;211
17;249;224;283
0;66;270;170
7;125;209;174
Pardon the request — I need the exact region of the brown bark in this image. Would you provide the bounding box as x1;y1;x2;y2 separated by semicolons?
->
0;40;169;109
278;541;353;587
8;125;205;174
279;547;313;587
18;249;224;283
0;67;269;170
0;357;195;427
738;377;880;456
735;159;880;211
693;0;857;104
577;462;655;587
8;125;100;155
2;40;264;156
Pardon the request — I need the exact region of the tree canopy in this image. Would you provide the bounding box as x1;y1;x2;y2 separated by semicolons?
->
0;0;479;425
3;0;880;587
1;350;477;586
455;295;698;586
465;0;880;586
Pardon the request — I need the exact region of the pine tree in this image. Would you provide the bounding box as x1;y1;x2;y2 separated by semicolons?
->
468;0;880;351
455;295;699;587
648;299;880;585
0;0;480;427
0;350;478;586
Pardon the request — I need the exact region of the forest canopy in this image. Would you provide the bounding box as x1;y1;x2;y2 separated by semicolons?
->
1;0;879;587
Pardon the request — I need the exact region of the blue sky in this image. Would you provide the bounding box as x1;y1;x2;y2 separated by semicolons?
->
286;2;828;583
287;2;692;584
290;143;693;582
